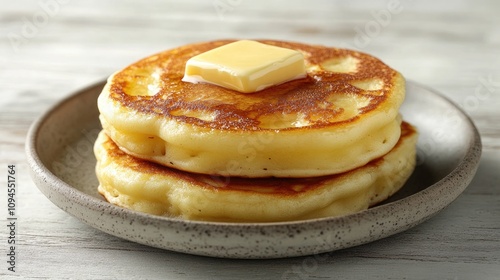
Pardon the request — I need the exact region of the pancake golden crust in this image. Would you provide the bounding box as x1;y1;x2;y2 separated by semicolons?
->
108;40;401;131
95;122;417;223
98;40;407;178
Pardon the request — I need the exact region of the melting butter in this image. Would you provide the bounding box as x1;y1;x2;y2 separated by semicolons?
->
182;40;306;93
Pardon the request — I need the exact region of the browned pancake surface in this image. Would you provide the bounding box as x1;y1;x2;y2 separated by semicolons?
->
109;40;401;131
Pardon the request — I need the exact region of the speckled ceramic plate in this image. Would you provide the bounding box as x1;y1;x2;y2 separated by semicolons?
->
26;80;481;259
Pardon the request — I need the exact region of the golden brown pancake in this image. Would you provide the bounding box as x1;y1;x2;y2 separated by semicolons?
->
95;122;417;223
98;40;406;178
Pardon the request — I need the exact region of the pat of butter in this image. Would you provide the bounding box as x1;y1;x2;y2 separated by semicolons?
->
182;40;306;93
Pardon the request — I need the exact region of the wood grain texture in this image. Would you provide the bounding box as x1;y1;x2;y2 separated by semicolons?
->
1;0;499;279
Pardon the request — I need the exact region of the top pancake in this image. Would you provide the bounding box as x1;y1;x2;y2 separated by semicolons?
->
98;40;406;177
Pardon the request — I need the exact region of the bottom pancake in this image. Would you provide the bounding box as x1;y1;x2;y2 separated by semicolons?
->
94;122;417;223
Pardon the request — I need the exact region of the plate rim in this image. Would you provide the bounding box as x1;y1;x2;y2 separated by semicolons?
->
25;79;482;257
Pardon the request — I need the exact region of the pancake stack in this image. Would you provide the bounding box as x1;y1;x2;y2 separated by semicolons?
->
94;40;418;222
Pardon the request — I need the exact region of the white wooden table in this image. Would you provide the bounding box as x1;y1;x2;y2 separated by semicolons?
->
1;0;499;279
